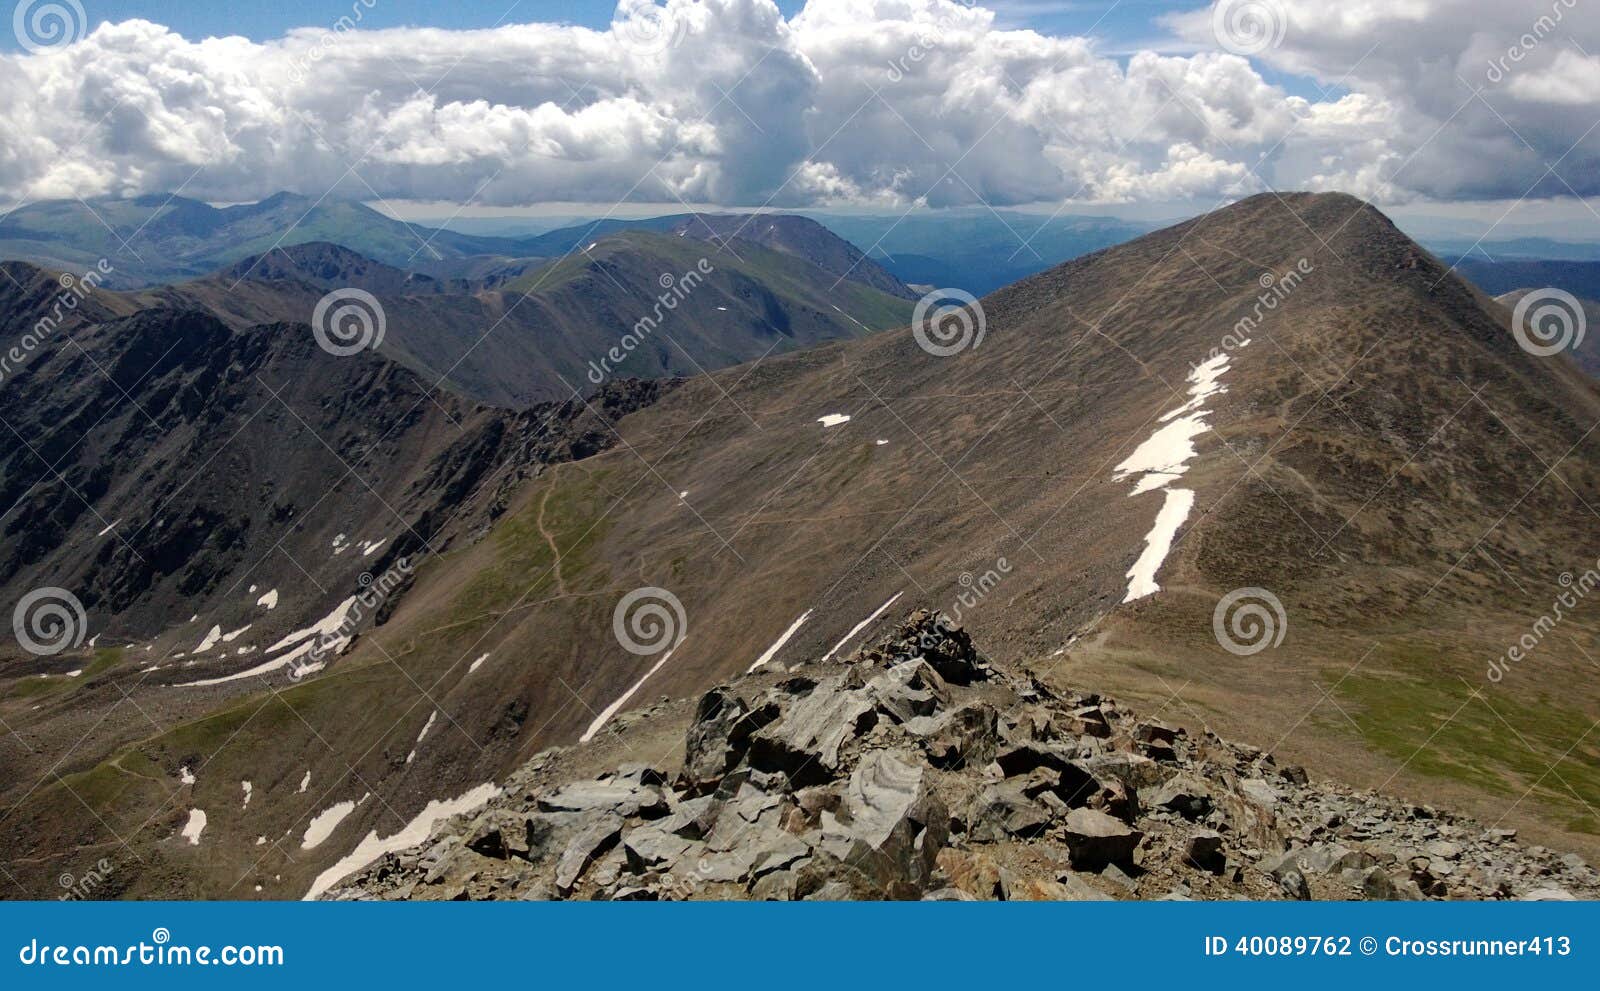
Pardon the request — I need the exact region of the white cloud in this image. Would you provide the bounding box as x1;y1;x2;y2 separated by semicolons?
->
1168;0;1600;201
0;0;1593;209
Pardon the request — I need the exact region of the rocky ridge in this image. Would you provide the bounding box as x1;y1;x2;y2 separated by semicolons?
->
326;611;1599;902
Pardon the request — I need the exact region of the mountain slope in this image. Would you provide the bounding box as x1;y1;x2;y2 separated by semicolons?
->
170;232;914;407
6;193;1599;900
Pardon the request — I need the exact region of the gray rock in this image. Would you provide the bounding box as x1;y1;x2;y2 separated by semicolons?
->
969;781;1050;841
1146;774;1213;820
1061;808;1142;872
555;815;623;894
621;825;696;873
538;780;666;819
922;887;978;901
816;751;948;896
683;688;765;788
747;677;877;785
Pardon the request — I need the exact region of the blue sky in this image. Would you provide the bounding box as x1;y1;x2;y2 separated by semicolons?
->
3;0;1207;52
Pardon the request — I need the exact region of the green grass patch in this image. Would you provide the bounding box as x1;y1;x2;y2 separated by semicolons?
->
1329;644;1600;833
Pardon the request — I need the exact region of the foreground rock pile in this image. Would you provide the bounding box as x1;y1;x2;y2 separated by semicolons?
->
329;611;1599;901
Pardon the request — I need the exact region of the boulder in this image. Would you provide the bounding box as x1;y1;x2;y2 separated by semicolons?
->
1061;808;1142;872
816;751;948;896
969;781;1050;841
554;815;623;894
1145;775;1213;821
538;780;666;819
747;677;877;785
936;848;1003;900
682;688;769;789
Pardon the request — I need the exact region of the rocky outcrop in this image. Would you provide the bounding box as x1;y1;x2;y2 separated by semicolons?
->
325;610;1600;902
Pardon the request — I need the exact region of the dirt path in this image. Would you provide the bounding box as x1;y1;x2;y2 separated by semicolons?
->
536;468;569;598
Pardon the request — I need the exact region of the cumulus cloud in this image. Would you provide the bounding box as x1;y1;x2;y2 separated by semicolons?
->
1167;0;1600;201
0;0;1593;208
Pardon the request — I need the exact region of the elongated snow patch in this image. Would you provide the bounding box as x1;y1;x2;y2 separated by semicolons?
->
580;639;687;743
817;414;851;428
1112;347;1247;602
747;611;813;673
301;800;356;850
820;592;904;663
304;784;501;900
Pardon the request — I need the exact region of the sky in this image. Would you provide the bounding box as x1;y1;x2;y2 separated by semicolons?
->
0;0;1597;233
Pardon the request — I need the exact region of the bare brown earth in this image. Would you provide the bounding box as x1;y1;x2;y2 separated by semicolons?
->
4;192;1599;899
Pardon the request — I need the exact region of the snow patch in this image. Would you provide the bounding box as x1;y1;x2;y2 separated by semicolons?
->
581;639;687;743
179;766;195;786
820;592;903;663
298;770;311;794
304;783;501;900
180;809;207;845
746;611;813;673
817;414;851;428
241;781;252;810
301;800;356;850
467;653;489;675
1113;348;1247;602
96;519;120;536
256;589;279;610
193;625;223;654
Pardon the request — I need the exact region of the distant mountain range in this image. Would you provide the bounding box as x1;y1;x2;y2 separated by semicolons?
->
7;193;1600;901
